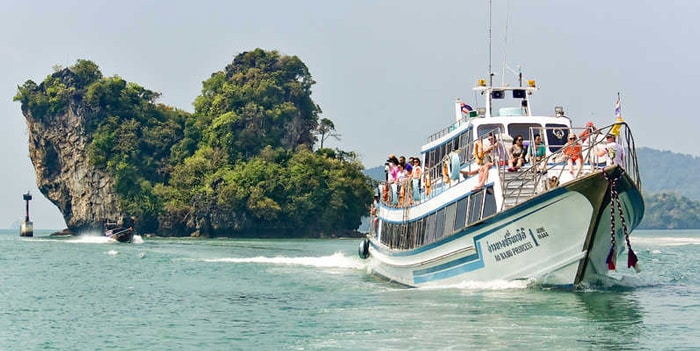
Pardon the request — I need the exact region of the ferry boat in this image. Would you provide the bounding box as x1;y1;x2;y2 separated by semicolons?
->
358;73;644;289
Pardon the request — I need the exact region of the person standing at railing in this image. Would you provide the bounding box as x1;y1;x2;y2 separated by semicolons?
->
596;133;624;168
411;158;423;202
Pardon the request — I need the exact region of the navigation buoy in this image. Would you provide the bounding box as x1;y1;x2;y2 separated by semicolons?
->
20;191;33;237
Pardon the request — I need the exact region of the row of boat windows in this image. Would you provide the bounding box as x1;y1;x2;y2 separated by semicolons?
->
378;188;497;250
423;122;570;170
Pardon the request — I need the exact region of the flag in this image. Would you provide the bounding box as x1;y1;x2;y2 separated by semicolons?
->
461;102;473;114
610;92;623;136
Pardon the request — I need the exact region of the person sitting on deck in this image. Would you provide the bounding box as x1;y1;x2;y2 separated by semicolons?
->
531;133;547;173
462;133;497;191
507;134;526;172
563;134;583;176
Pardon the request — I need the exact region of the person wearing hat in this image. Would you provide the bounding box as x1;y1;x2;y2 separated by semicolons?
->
596;134;624;168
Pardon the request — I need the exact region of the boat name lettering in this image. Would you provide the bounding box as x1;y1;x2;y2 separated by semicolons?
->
485;228;527;253
493;242;534;262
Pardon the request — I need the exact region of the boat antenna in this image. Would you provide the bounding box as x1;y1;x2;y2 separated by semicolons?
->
501;0;510;86
488;0;494;87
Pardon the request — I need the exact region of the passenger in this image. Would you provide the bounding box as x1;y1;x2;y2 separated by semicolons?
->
399;155;412;175
563;134;583;175
387;161;399;205
450;148;461;181
411;158;423;201
370;194;379;234
578;122;599;143
531;133;547;173
473;133;497;190
596;133;624;168
507;134;526;172
396;163;407;206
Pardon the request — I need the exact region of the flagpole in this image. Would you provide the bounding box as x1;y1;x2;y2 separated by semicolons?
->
611;92;624;136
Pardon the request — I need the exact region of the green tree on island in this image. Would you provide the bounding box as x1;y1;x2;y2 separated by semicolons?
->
15;50;373;237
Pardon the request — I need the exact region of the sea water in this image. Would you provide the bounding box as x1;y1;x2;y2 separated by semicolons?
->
0;229;698;350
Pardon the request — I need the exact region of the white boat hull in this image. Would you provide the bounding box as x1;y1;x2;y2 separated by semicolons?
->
366;166;643;288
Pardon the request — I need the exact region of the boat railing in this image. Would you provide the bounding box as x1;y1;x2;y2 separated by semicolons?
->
500;123;641;207
426;115;471;143
376;122;640;210
377;127;502;208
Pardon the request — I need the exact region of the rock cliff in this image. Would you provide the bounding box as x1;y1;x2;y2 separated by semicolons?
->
24;99;122;233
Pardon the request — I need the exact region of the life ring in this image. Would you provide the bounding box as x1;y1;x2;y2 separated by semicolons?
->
358;238;370;259
473;141;484;165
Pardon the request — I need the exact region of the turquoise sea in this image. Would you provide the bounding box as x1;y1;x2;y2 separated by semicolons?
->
0;229;698;351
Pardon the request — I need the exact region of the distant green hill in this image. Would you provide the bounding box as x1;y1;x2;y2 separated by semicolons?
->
637;147;700;200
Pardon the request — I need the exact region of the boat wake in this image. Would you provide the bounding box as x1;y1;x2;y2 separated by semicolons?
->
633;235;700;247
60;233;144;244
417;279;531;291
203;251;365;269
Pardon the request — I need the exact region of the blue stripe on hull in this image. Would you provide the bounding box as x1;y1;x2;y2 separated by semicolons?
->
413;242;485;284
374;187;568;258
409;196;569;285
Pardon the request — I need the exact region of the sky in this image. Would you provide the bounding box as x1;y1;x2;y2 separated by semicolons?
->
2;0;698;229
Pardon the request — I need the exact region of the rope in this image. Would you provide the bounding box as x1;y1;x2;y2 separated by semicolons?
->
603;170;640;272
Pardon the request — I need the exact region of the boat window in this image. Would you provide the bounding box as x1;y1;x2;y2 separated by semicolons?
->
454;197;468;231
545;123;570;152
435;208;446;241
507;123;542;142
477;124;505;138
483;189;497;218
425;213;437;244
407;221;417;249
415;218;425;247
444;203;457;237
468;191;484;224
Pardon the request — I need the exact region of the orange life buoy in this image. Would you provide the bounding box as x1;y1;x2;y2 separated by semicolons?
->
442;160;450;184
425;174;431;195
473;141;484;165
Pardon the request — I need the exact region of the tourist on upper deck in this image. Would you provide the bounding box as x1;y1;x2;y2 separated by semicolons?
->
563;134;583;176
596;134;624;168
531;134;547;173
470;133;497;190
507;135;526;172
411;158;423;201
399;155;412;174
578;122;599;143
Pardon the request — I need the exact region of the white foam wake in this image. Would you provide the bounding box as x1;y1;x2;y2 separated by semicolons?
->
418;279;531;291
203;251;365;269
632;236;700;247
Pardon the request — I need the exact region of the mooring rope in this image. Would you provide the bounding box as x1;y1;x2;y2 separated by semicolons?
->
603;170;640;272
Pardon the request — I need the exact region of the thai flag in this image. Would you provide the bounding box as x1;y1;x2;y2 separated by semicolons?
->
461;102;473;114
615;93;621;119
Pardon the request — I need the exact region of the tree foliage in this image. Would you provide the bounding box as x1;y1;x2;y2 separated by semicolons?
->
16;51;373;237
638;192;700;229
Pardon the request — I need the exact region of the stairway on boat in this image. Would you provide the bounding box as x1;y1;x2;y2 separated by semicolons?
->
501;170;538;210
